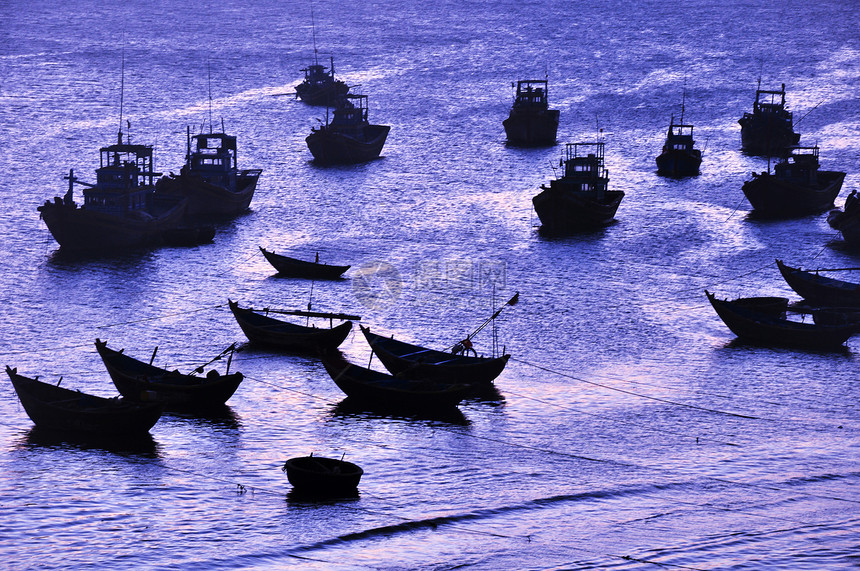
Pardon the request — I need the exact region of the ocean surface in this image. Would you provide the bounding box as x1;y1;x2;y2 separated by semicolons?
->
1;1;859;569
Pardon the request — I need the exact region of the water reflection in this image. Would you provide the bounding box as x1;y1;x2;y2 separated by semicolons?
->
162;404;242;430
329;398;470;426
17;425;161;458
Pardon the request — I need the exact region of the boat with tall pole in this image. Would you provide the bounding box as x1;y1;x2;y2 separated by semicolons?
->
656;90;702;177
295;8;349;106
738;81;801;156
503;78;560;146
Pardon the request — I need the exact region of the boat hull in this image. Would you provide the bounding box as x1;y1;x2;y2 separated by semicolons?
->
828;208;860;247
38;196;188;251
282;456;363;494
532;187;624;234
260;247;349;279
229;300;353;352
157;170;261;217
739;118;801;156
295;81;350;106
742;170;845;217
7;367;162;435
777;259;860;307
95;340;244;408
503;109;559;146
306;125;390;165
656;149;702;177
706;291;854;349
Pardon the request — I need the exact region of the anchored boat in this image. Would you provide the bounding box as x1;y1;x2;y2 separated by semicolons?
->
306;94;390;165
503;79;560;146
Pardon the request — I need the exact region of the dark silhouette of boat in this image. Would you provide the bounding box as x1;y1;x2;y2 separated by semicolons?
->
742;145;845;217
156;127;262;218
320;352;471;411
503;79;560;146
777;259;860;307
37;131;190;251
305;94;390;165
656;92;701;177
6;366;162;435
282;454;363;495
738;82;801;156
827;190;860;247
532;141;624;234
705;290;855;349
296;55;350;106
360;325;510;385
94;339;243;409
260;246;349;279
228;300;355;352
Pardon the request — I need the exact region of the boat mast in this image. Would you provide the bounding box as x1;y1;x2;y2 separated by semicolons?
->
311;5;319;66
207;59;213;133
118;45;125;145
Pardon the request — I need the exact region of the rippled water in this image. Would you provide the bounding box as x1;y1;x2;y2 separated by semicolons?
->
1;1;859;569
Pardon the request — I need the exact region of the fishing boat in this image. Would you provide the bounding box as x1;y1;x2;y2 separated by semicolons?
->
656;92;701;177
502;79;560;146
738;81;801;156
296;55;350;106
260;246;350;279
37;131;190;251
320;352;471;411
94;339;243;408
305;94;390;165
6;366;162;435
228;300;356;352
742;145;845;217
705;290;855;349
156;126;262;217
776;259;860;307
282;454;363;494
360;326;509;385
532;141;624;234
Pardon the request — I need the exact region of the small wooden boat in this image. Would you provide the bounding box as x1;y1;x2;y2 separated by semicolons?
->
742;145;845;218
305;94;390;165
6;366;162;435
705;290;855;349
656;92;701;177
738;81;801;156
296;52;350;106
827;191;860;247
320;352;471;411
228;299;355;352
37;131;189;251
94;339;243;408
282;453;363;494
503;79;560;146
260;246;349;279
156;127;262;217
532;141;624;234
777;259;860;307
360;325;509;385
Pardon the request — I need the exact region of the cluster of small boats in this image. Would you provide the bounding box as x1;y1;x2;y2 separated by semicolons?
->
707;260;860;350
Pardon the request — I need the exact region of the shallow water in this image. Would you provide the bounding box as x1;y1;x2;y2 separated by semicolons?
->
1;1;859;569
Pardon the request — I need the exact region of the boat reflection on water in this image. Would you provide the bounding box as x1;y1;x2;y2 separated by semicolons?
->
328;398;470;426
17;425;161;457
162;404;242;431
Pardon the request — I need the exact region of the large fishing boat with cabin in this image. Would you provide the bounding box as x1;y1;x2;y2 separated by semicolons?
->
296;55;350;106
503;79;560;146
738;82;801;156
532;141;624;234
306;94;390;164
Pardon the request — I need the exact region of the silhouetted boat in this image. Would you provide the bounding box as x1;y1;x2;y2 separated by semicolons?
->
260;246;350;279
306;94;389;164
705;290;855;349
777;259;860;307
296;55;350;106
360;326;509;385
503;79;560;146
827;191;860;247
6;366;162;435
228;299;355;352
738;81;801;156
38;131;189;251
532;141;624;234
320;352;471;411
656;92;701;177
156;127;262;217
742;145;845;217
282;454;363;494
95;339;243;408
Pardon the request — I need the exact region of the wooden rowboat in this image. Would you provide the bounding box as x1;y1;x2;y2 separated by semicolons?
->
95;339;243;408
228;300;355;352
6;366;162;435
282;454;363;495
360;325;509;384
260;247;349;279
776;259;860;307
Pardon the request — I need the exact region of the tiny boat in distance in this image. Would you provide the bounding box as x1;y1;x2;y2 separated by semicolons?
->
260;246;350;279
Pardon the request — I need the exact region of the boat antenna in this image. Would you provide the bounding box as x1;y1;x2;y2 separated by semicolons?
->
680;79;687;125
794;101;822;129
459;291;519;348
311;4;319;65
118;44;125;145
207;59;213;133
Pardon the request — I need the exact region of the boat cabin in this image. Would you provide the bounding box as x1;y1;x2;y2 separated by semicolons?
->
328;94;370;129
184;129;239;187
773;146;820;185
559;142;609;196
301;59;336;87
753;84;789;115
84;137;160;213
664;119;696;151
512;79;549;110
